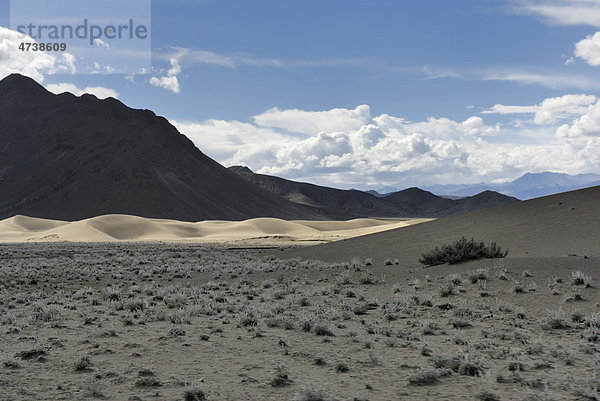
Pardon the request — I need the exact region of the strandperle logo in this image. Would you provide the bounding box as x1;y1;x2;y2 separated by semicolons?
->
10;0;151;74
15;19;149;46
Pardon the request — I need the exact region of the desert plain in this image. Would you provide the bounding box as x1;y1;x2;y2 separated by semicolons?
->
0;187;599;401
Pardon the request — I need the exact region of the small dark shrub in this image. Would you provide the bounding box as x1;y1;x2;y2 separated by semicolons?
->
138;368;155;377
313;324;334;336
314;357;326;366
419;237;508;266
295;389;331;401
184;389;206;401
169;328;186;337
299;297;310;306
541;309;570;330
508;361;525;371
135;377;162;387
353;304;369;315
459;361;483;376
3;360;20;369
74;356;93;372
301;321;312;332
439;284;454;298
270;366;292;387
431;355;462;372
16;346;48;361
451;319;471;329
476;391;500;401
335;363;349;373
407;368;448;385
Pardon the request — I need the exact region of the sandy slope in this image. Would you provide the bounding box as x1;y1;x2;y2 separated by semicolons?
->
0;214;430;243
279;185;600;263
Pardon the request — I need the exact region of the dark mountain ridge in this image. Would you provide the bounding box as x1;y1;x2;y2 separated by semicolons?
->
0;74;337;221
229;166;519;218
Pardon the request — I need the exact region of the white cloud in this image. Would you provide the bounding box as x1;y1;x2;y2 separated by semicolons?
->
478;69;600;89
170;119;288;161
94;38;110;49
513;0;600;27
517;1;600;68
414;66;600;90
482;94;597;124
149;57;181;93
46;83;119;99
61;53;77;74
574;31;600;65
156;47;288;69
535;94;597;123
149;76;180;93
0;27;65;82
173;95;600;188
86;61;117;74
253;105;371;135
173;101;597;188
556;99;600;137
0;27;78;82
167;58;181;76
153;45;600;91
482;104;538;115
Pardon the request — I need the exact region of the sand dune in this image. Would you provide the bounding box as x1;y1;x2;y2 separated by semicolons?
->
0;214;429;243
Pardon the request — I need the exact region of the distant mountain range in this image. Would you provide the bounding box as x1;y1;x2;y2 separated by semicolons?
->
420;172;600;200
0;73;519;222
229;166;518;218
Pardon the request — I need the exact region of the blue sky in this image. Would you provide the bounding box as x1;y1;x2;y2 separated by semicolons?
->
2;0;600;189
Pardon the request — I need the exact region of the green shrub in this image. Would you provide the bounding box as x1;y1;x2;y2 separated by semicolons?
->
419;237;508;266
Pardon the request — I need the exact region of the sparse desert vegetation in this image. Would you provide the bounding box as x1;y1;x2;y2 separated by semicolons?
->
0;242;598;400
419;237;509;266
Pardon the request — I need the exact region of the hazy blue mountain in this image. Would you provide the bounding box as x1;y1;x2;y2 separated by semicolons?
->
423;172;600;200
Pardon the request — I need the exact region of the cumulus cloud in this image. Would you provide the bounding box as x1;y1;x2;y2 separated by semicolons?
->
149;57;181;93
253;105;371;135
167;58;181;76
170;119;288;161
0;27;65;82
46;83;119;99
483;94;597;124
173;97;600;188
556;99;600;137
149;75;180;93
0;27;118;105
58;53;77;74
574;31;600;65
